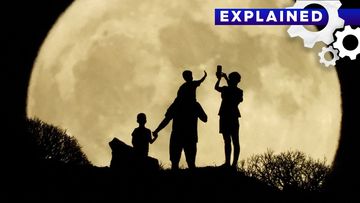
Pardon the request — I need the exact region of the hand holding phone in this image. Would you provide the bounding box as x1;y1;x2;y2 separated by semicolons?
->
216;65;222;79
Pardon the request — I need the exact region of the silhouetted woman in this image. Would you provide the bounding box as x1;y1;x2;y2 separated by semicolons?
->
215;70;243;168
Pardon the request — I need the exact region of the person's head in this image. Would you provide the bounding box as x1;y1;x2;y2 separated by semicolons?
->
228;72;241;87
137;113;147;126
182;70;193;82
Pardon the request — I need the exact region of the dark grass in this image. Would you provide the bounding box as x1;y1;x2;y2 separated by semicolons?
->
5;160;336;202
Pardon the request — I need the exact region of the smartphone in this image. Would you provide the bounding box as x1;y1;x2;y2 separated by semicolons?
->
217;65;222;75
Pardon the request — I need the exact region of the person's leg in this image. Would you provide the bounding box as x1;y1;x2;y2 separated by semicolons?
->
222;133;231;166
184;141;197;169
231;129;240;167
145;144;149;157
170;136;182;170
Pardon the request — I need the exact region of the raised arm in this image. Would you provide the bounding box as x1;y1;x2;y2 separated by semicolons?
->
199;70;207;83
215;72;228;92
215;76;222;92
194;70;207;86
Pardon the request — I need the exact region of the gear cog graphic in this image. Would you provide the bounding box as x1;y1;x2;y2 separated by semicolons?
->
288;0;344;48
333;25;360;60
318;46;339;67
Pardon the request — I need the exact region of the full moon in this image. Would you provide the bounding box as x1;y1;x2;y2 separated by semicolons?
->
27;0;341;167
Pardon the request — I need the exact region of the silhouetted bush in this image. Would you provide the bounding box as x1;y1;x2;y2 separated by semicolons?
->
26;118;91;166
239;150;331;192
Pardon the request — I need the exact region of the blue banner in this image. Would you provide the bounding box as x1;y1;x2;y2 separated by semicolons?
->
339;9;360;26
215;8;360;26
215;9;328;25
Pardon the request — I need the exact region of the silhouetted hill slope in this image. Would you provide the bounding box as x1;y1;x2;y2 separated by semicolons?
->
7;161;335;202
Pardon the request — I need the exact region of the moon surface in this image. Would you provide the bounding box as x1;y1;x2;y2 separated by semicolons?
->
27;0;341;167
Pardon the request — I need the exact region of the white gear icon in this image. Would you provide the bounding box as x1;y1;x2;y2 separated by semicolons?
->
333;25;360;60
318;46;339;67
287;0;344;48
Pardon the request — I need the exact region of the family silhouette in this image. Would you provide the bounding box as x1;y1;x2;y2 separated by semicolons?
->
131;65;243;170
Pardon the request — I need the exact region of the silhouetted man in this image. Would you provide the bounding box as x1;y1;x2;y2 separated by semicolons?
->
153;70;208;170
215;69;243;168
153;101;207;170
